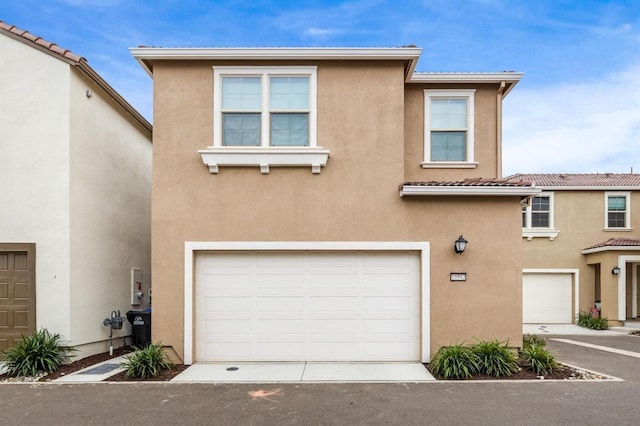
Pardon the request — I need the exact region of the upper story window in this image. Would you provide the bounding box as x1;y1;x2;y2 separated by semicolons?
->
422;89;477;169
522;193;559;240
214;66;317;148
605;192;631;230
201;66;329;174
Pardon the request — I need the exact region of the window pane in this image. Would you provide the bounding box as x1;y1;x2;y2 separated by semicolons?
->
431;131;466;161
531;212;549;227
522;209;527;227
270;77;309;110
271;113;309;146
532;196;549;212
431;99;467;129
222;77;261;110
608;196;626;211
608;212;626;228
223;113;260;146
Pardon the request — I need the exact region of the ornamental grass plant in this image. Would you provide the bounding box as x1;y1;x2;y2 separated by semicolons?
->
471;340;519;378
121;342;174;379
429;344;480;379
1;328;76;377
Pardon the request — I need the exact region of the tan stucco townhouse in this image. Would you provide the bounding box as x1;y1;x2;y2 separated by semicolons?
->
510;173;640;325
131;46;538;364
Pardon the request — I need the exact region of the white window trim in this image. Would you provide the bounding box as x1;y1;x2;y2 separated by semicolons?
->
522;192;559;240
201;66;328;174
183;241;431;365
604;191;632;231
422;89;476;168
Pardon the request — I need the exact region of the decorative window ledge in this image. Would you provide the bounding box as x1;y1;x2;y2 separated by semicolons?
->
199;147;330;174
421;161;478;169
603;227;633;232
523;229;560;241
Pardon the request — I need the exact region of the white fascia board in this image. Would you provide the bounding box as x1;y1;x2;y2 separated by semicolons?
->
581;246;640;254
409;72;523;84
130;47;422;76
409;72;523;96
400;185;541;197
539;186;640;191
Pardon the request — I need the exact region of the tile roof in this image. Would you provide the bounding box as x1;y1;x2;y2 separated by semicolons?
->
583;237;640;251
0;20;84;63
506;173;640;187
402;177;535;188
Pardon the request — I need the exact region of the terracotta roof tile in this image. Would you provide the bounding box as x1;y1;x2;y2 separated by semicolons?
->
583;238;640;251
506;173;640;187
402;177;535;188
0;20;84;63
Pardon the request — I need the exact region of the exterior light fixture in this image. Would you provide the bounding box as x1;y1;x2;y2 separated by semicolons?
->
611;266;621;275
454;235;468;255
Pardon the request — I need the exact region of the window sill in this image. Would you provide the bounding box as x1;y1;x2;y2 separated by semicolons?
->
421;161;478;169
522;229;560;241
603;227;633;232
199;147;330;174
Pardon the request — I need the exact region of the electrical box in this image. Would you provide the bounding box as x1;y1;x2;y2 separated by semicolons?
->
131;268;144;306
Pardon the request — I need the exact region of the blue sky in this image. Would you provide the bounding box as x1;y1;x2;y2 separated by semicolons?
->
2;0;639;175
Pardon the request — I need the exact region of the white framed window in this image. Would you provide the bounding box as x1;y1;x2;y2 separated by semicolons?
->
605;192;631;230
213;66;317;148
522;193;559;240
422;89;476;168
201;66;329;174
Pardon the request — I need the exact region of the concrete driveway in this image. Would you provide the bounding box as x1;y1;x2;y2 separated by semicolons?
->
1;331;639;425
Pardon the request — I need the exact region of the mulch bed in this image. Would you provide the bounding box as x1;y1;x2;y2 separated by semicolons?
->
426;360;577;381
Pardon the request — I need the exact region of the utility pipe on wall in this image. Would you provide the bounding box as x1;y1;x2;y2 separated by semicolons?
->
496;81;506;178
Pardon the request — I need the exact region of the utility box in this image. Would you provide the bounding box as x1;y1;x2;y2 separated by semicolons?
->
126;310;151;348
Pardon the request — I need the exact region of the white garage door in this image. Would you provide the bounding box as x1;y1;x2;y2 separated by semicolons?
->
195;251;421;362
523;273;572;323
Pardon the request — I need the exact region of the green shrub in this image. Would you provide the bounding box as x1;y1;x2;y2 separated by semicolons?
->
523;334;546;350
122;342;174;378
471;340;519;378
521;344;558;376
1;328;76;377
577;310;608;330
429;344;480;379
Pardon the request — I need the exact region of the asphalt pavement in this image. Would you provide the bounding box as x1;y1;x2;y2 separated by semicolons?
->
1;333;639;425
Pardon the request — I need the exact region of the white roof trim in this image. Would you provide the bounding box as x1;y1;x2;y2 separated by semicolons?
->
410;72;523;83
400;185;541;197
536;186;640;191
581;246;640;254
130;47;422;77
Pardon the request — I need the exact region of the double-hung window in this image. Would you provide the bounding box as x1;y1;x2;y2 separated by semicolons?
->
522;193;558;240
214;67;316;148
605;192;631;230
423;89;476;168
203;66;328;174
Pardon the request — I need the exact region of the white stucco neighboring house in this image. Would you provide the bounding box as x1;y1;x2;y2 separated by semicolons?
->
0;21;152;357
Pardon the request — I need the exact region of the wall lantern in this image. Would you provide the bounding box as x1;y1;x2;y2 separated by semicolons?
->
611;266;621;275
454;235;468;255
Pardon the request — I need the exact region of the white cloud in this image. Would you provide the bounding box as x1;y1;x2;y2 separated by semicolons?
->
502;63;640;175
303;27;339;39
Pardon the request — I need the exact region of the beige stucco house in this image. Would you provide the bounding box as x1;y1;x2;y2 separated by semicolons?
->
511;173;640;325
0;21;152;357
131;46;538;364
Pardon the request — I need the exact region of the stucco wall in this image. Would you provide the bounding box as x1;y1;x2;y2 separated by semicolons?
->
68;70;152;352
0;34;72;337
404;84;500;181
523;190;640;319
151;60;524;360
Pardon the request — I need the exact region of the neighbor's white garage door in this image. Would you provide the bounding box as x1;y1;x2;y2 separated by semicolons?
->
195;251;420;362
523;273;572;323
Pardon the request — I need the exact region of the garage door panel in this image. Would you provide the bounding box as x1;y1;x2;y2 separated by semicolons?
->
523;273;572;324
196;251;421;361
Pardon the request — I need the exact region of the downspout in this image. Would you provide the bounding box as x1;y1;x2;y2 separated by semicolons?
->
496;81;506;178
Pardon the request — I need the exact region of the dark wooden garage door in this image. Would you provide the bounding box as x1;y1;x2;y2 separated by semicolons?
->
0;244;36;352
